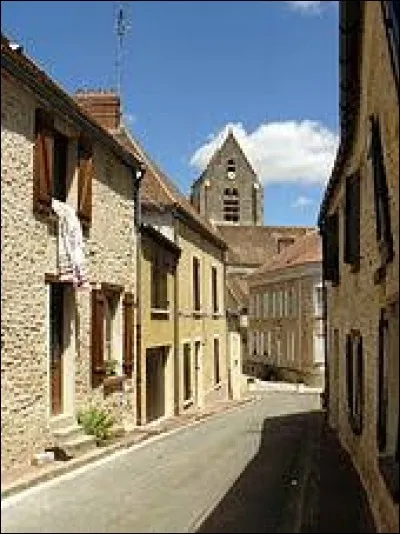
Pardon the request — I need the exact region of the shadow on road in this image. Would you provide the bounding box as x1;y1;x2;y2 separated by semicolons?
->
196;410;376;533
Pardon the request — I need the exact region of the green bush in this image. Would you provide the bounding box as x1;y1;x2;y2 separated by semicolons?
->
77;406;115;443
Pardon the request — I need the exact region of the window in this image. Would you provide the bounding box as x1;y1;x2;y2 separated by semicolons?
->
104;290;119;364
34;109;68;214
291;288;297;317
151;251;168;311
314;285;324;318
263;292;269;318
77;138;93;228
283;289;288;317
211;266;219;314
276;334;282;364
263;330;269;357
226;159;236;178
377;302;399;501
214;338;220;384
223;187;240;222
91;285;131;387
183;343;192;402
277;291;283;318
193;257;201;312
252;184;258;224
277;238;295;255
345;331;364;435
322;211;340;285
368;115;394;269
344;172;360;270
288;331;295;362
34;109;93;225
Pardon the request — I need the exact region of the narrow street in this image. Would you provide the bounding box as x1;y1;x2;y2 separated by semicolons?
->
1;392;375;533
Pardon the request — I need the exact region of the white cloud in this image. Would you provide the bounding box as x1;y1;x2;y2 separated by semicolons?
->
291;195;313;208
190;120;338;186
285;1;323;14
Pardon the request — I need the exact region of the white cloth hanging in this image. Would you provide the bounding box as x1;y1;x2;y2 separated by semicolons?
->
52;199;89;289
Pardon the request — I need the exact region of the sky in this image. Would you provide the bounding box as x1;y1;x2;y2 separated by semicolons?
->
1;0;339;227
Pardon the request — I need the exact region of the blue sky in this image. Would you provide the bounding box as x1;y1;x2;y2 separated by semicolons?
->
1;1;339;226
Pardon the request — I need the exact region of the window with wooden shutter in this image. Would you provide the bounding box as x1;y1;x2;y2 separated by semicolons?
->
377;309;388;452
214;337;220;384
344;172;360;270
33;109;54;215
91;289;105;387
322;211;340;285
77;140;93;229
193;257;201;312
346;330;364;436
369;115;393;267
211;266;218;314
123;292;134;377
151;251;168;312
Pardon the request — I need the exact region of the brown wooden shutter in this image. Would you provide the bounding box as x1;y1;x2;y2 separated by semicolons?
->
345;334;353;415
377;309;388;451
370;115;393;264
78;141;93;228
91;289;105;387
33;110;54;215
123;292;134;377
355;334;364;434
344;173;360;269
323;212;339;284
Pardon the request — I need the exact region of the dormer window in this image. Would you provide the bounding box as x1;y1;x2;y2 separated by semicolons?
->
226;159;236;180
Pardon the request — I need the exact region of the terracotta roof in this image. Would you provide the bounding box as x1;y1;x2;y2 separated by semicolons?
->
114;127;227;250
226;273;249;309
217;225;314;267
248;229;322;282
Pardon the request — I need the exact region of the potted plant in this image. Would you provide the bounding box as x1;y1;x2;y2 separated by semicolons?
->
104;358;118;377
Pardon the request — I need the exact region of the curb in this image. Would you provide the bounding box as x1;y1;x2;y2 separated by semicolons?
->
1;397;255;501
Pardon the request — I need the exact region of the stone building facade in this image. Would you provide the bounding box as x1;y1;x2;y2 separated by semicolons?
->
74;93;232;419
190;131;263;226
247;231;325;387
189;128;315;381
318;2;399;532
1;36;143;470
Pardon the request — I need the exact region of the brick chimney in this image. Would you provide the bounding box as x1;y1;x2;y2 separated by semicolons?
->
74;91;121;131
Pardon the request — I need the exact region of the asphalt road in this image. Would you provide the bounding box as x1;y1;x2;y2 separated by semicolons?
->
1;392;325;533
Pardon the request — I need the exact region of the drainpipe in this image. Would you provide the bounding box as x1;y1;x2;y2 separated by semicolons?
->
173;211;180;416
134;164;145;426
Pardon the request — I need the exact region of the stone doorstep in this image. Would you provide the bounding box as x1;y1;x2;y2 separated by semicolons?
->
1;397;253;500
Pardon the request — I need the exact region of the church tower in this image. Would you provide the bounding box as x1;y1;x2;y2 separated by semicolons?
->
190;131;263;226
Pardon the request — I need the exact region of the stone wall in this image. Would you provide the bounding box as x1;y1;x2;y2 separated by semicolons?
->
324;3;399;532
1;69;137;470
192;133;263;226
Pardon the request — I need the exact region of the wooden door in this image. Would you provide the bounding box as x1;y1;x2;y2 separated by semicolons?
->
50;284;64;415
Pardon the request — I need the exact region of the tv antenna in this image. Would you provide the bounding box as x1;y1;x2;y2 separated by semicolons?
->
115;1;131;98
